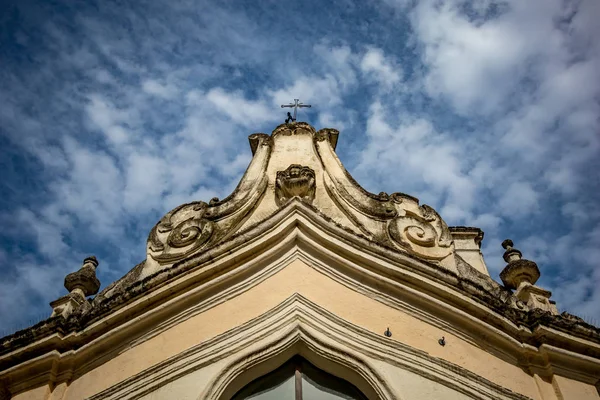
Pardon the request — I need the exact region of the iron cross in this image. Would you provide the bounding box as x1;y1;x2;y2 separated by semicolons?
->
281;99;311;123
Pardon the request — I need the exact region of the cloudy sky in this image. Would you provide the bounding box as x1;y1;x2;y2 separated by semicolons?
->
0;0;599;334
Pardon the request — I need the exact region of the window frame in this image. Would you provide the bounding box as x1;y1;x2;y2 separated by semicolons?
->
232;356;368;400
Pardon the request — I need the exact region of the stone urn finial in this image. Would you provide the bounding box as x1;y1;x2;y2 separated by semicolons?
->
51;256;101;318
64;256;101;298
82;256;99;269
499;239;558;314
499;239;540;290
501;239;523;263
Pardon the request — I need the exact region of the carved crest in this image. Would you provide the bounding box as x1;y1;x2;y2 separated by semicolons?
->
275;164;316;206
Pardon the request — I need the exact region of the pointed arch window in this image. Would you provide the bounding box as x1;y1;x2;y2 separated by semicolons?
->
232;356;368;400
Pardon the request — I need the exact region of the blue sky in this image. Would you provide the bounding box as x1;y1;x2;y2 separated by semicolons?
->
0;0;599;334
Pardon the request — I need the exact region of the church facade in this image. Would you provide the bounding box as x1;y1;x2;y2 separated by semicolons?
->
1;122;599;399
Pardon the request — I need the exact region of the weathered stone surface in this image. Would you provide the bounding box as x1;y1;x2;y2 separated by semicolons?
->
498;240;557;315
499;240;540;289
46;256;101;320
64;265;101;297
275;164;316;206
449;227;488;275
500;259;541;290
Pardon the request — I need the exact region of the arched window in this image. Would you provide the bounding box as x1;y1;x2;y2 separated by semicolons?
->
232;356;368;400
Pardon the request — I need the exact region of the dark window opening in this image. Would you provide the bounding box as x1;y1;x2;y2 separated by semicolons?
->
232;356;368;400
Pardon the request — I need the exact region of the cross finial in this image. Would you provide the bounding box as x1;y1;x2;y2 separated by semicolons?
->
281;99;312;123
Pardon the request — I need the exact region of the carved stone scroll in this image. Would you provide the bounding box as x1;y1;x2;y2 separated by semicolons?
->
147;132;272;266
275;164;316;206
148;203;215;264
314;130;454;262
388;206;453;261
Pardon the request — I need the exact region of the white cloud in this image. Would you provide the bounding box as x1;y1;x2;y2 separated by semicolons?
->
55;137;125;236
313;43;358;89
408;1;562;114
85;94;133;145
16;209;69;258
360;47;402;86
124;153;168;211
269;75;344;110
471;213;502;231
497;181;539;218
356;102;477;221
207;88;277;127
142;79;178;99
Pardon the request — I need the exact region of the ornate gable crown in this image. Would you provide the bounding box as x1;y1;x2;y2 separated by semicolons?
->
142;122;456;279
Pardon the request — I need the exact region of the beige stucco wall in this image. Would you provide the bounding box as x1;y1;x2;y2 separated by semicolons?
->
10;258;600;400
11;385;49;400
553;376;599;399
64;259;534;398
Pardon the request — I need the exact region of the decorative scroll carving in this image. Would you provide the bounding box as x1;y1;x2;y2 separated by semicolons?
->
148;202;215;264
148;202;206;252
387;206;453;261
168;218;214;249
275;164;316;206
314;133;454;261
147;131;272;266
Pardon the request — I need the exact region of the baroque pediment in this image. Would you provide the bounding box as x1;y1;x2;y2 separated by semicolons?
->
142;122;456;278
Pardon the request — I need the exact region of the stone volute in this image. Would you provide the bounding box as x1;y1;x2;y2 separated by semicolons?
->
499;240;557;314
50;256;100;318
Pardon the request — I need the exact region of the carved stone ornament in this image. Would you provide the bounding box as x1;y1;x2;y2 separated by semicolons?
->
313;133;453;262
50;293;85;318
499;239;540;290
64;256;101;297
147;132;272;266
387;205;453;261
51;256;100;318
148;202;215;264
275;164;316;206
